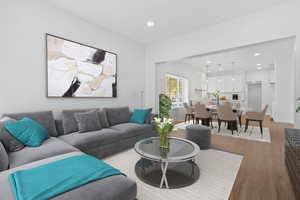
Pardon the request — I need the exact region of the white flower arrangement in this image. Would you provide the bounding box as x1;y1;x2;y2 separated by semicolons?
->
153;117;174;136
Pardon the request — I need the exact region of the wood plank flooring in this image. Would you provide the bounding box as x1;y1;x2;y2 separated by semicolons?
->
170;117;296;200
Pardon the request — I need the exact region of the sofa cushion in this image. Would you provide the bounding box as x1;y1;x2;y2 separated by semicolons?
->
144;108;154;124
0;117;24;152
0;142;8;171
54;120;64;136
0;152;137;200
54;174;137;200
5;117;49;147
98;109;110;128
62;109;97;134
75;110;102;133
58;129;124;151
3;111;58;137
110;123;155;139
8;137;78;168
105;107;131;126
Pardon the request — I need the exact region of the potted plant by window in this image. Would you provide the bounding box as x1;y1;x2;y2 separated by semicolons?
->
212;90;220;104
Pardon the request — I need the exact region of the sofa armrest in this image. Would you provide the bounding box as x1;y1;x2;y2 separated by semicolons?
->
0;141;9;171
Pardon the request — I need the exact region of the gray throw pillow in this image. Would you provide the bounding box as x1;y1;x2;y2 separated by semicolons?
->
74;110;102;133
0;142;9;171
54;119;64;136
0;117;24;152
104;107;131;126
62;109;98;134
98;110;110;128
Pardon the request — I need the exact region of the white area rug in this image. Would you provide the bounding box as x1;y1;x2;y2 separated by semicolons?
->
104;149;243;200
174;121;271;143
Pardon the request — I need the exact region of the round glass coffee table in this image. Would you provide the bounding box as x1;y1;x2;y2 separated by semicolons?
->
134;137;200;189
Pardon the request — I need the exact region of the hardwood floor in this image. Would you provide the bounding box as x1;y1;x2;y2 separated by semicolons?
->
170;117;296;200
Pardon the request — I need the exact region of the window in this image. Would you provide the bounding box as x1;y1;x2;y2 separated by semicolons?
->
165;74;188;107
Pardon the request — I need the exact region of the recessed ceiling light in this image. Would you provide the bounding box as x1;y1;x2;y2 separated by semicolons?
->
146;21;155;27
254;53;261;56
206;61;211;64
257;63;262;66
232;78;235;81
257;66;262;70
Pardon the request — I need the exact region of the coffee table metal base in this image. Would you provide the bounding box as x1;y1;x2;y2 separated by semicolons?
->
135;158;200;189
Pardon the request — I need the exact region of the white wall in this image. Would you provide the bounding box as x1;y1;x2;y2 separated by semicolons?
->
0;0;146;114
245;70;275;114
145;1;299;124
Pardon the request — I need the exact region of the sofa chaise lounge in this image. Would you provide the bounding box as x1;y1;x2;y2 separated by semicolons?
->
0;107;156;200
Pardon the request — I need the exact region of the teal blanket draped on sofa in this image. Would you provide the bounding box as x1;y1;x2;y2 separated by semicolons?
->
9;155;125;200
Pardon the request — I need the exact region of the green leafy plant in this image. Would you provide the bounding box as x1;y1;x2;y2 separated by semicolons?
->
212;90;220;104
159;94;172;118
212;90;220;98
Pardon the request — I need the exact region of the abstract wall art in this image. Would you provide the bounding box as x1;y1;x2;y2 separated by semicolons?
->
46;34;117;98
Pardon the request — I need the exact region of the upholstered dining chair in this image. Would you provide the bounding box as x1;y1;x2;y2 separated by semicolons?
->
244;105;268;135
217;104;238;134
183;102;194;124
194;103;212;127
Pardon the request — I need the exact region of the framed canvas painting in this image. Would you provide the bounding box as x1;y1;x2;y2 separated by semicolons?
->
46;34;117;98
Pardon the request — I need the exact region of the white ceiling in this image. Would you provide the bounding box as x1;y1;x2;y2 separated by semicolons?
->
176;37;295;75
48;0;289;44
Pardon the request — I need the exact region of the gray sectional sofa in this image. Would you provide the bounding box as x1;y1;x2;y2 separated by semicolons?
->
0;107;157;200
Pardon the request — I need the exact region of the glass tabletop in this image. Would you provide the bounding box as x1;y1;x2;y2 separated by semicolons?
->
134;137;200;162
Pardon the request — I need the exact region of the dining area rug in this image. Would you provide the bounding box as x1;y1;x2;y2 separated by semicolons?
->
174;121;271;143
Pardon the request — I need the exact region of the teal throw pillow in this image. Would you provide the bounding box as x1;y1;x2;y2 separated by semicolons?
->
4;117;49;147
129;109;151;124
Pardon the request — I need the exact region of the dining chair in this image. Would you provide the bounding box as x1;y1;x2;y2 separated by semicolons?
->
231;103;243;127
183;102;194;124
217;104;238;134
194;103;212;127
244;105;268;135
